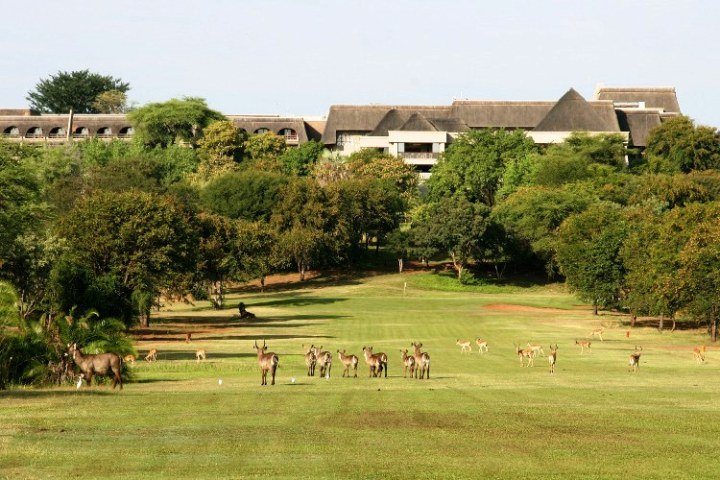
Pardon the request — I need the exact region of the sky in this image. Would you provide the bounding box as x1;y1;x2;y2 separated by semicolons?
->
1;0;718;125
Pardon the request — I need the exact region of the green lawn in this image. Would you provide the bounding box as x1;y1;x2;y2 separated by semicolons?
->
2;272;720;479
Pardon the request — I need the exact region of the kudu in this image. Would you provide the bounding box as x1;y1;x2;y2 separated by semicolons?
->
400;349;416;378
411;342;431;379
548;344;558;374
68;343;123;389
629;346;642;373
337;349;358;378
362;346;388;378
303;344;317;376
254;340;279;386
515;344;534;367
313;345;332;378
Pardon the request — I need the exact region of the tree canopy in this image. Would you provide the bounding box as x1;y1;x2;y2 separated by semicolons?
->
26;70;129;114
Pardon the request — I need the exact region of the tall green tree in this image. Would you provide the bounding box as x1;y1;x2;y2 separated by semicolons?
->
27;70;129;113
128;97;224;147
646;116;720;173
280;140;325;176
200;170;288;221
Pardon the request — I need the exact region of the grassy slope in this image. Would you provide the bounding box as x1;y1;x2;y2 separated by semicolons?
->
2;272;720;479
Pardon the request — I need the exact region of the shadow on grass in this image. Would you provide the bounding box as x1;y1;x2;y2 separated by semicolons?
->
229;273;362;295
148;351;257;361
0;389;116;398
133;378;183;384
249;297;348;308
199;333;334;342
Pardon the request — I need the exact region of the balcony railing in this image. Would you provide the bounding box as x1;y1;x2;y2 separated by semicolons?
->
284;134;299;143
400;152;438;159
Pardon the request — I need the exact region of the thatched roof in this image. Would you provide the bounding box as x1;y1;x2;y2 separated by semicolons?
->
370;109;408;136
595;87;680;113
227;116;309;142
0;113;132;137
534;89;619;132
615;110;662;147
400;113;438;132
450;101;554;128
428;117;469;132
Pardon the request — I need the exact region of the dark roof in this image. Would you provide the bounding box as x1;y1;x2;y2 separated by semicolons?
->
450;101;554;128
428;117;469;132
615;110;662;147
400;113;438;131
595;87;680;113
370;109;408;136
534;89;619;132
227;116;309;142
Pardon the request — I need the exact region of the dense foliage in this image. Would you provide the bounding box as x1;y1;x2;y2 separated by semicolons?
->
26;70;130;114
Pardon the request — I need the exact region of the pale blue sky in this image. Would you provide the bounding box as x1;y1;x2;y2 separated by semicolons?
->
2;0;718;125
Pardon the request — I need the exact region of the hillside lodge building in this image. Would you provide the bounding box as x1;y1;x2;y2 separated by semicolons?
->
0;86;681;178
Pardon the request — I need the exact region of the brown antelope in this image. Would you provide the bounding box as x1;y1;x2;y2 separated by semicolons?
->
144;348;158;362
411;342;431;379
548;344;558;374
123;354;136;365
527;343;545;357
475;338;488;354
303;344;317;376
68;343;123;389
515;344;534;367
575;340;591;354
314;346;332;378
400;349;416;378
362;346;388;378
195;349;206;362
629;346;642;372
337;349;359;378
253;340;279;386
185;333;192;343
693;345;706;364
456;339;472;354
590;328;604;341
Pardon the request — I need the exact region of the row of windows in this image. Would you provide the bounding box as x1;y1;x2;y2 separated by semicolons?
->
2;126;133;137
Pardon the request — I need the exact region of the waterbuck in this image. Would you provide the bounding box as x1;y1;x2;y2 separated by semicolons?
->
400;349;416;378
254;340;279;386
411;342;431;379
303;344;317;376
548;344;558;374
337;349;358;378
362;346;388;378
68;343;123;389
313;346;332;378
629;346;642;373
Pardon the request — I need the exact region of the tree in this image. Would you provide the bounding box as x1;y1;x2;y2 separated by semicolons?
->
426;129;536;206
57;191;199;326
236;221;278;292
27;70;129;114
196;214;241;308
196;120;247;178
277;226;326;281
244;132;287;161
346;150;418;196
200;170;288;221
646;116;720;173
279;140;325;176
385;229;412;273
128;97;224;148
555;202;628;315
92;90;128;114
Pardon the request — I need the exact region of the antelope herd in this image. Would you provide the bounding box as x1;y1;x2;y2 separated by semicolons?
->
64;324;711;389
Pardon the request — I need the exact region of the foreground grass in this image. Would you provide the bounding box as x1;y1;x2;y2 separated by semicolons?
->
2;273;720;479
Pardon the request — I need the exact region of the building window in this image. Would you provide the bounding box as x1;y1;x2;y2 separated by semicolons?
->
2;126;19;137
255;128;270;134
48;127;66;138
118;126;134;137
96;127;112;137
73;127;89;137
26;127;43;138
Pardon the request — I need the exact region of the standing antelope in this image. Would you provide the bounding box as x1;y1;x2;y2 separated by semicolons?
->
456;339;472;354
144;348;158;362
253;340;279;386
629;346;642;372
411;342;431;379
337;349;358;378
693;345;707;364
195;349;206;362
515;344;534;367
304;344;317;376
475;339;488;354
575;340;591;355
400;349;416;378
590;328;604;341
548;344;558;374
313;346;332;378
362;346;388;378
123;354;136;365
185;333;192;343
68;343;123;389
527;343;545;357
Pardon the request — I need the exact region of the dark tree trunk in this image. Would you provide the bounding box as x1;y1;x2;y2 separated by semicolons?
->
671;315;676;333
630;314;637;328
659;313;664;332
375;238;380;254
260;275;266;293
593;300;598;316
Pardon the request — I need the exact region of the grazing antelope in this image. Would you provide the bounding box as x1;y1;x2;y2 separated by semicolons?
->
123;354;136;365
411;342;431;379
144;348;158;362
362;346;388;378
195;349;206;362
253;340;279;386
475;339;488;354
693;345;706;364
337;349;359;378
629;346;642;372
456;339;472;354
515;344;534;367
303;344;317;376
527;343;545;357
626;330;631;338
548;344;558;374
400;349;416;378
590;328;604;341
185;333;192;343
575;340;591;355
68;343;123;389
313;346;332;378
